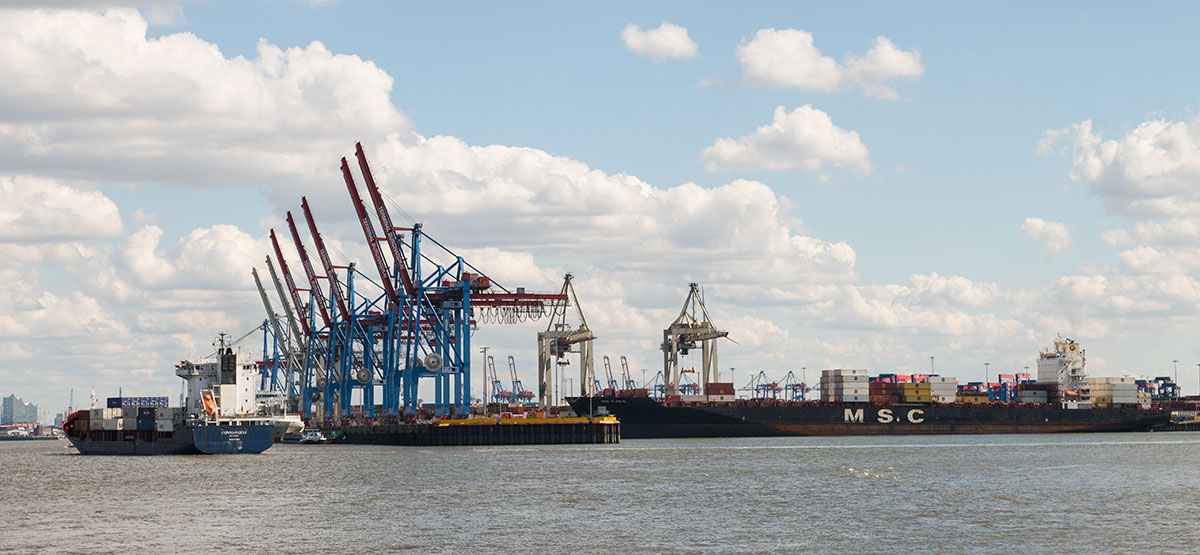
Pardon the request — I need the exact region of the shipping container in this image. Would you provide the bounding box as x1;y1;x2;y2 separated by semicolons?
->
156;420;174;432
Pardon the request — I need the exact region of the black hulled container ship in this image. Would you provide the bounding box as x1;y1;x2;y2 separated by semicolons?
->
568;339;1172;438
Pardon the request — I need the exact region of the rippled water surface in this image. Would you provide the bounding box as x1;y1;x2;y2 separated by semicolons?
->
3;433;1200;553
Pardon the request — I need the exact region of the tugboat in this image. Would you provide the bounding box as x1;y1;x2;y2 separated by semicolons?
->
62;335;275;455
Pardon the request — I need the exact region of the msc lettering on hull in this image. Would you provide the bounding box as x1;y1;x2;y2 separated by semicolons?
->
844;408;925;424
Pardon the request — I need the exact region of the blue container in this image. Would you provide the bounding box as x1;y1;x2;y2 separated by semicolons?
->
107;398;122;408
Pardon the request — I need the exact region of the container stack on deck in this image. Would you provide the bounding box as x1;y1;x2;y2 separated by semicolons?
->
1014;383;1051;404
928;376;957;403
869;381;899;405
1080;377;1149;409
821;369;868;402
901;382;932;403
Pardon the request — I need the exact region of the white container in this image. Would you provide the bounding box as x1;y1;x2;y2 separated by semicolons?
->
155;407;175;420
102;408;122;420
679;395;707;402
927;376;957;384
101;419;123;431
89;408;104;421
122;406;140;418
709;395;735;402
156;420;174;432
841;394;869;402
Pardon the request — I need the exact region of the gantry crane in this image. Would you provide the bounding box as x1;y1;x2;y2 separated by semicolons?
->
487;355;512;403
537;273;595;408
620;356;637;391
272;142;568;418
779;371;810;401
661;283;729;396
602;356;619;395
509;356;535;403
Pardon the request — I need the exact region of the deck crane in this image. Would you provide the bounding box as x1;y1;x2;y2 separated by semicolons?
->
620;356;637;390
509;356;535;403
662;283;729;397
779;371;810;401
601;356;619;396
487;355;512;403
537;273;595;408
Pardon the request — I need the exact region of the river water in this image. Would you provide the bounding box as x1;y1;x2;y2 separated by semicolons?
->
3;433;1199;553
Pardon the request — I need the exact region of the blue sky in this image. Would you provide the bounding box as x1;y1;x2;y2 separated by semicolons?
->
4;1;1200;414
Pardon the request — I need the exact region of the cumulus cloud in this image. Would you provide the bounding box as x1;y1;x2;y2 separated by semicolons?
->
0;8;409;190
1038;117;1200;217
1020;218;1071;255
737;29;923;99
699;105;872;174
0;175;124;242
620;22;698;61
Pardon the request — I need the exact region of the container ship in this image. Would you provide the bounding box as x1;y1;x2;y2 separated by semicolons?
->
568;339;1172;438
62;338;274;455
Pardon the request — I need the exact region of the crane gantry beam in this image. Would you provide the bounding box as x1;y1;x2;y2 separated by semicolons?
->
301;197;351;324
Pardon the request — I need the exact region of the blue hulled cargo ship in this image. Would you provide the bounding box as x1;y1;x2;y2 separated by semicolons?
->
63;337;274;455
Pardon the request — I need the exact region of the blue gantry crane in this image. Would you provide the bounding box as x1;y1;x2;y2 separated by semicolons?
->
254;142;568;419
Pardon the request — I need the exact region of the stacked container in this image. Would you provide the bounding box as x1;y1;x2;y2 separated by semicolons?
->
1080;377;1139;407
821;369;868;402
927;376;957;403
900;382;932;403
868;381;899;404
957;393;989;404
705;383;735;402
1014;383;1051;404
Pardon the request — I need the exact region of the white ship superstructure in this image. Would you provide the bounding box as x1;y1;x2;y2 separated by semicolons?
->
1038;336;1086;395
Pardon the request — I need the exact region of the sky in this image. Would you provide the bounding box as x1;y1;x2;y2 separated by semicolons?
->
5;1;1200;415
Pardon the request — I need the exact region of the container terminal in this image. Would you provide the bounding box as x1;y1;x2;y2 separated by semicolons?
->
65;142;1193;446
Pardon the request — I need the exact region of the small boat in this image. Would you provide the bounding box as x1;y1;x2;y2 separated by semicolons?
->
297;431;327;444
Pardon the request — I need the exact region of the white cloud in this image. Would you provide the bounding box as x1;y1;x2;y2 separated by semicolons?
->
0;8;409;190
1020;217;1071;255
699;105;872;174
737;29;923;99
1039;117;1200;217
620;22;698;61
0;175;124;242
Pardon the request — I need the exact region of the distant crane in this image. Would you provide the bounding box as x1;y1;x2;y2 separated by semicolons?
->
779;371;810;401
620;356;637;390
678;370;701;396
740;371;781;399
602;356;619;395
487;356;513;403
648;371;666;398
509;356;535;403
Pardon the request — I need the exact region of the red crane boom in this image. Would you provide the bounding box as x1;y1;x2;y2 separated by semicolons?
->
342;156;397;305
269;230;311;338
286;210;333;331
355;142;417;297
301;196;350;323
